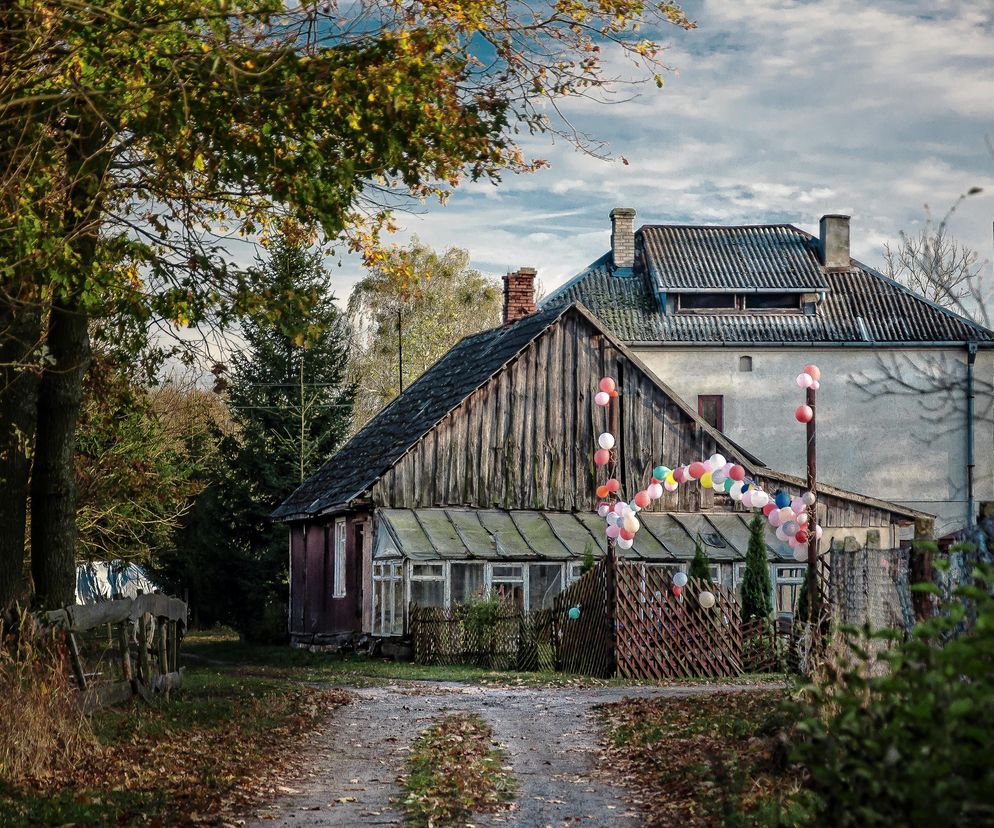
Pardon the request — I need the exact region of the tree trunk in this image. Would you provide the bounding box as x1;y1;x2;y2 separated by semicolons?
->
31;293;90;608
0;286;42;609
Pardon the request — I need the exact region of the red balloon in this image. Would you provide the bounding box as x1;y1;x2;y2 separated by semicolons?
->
803;364;821;381
673;467;685;484
620;528;635;541
795;530;809;544
599;377;616;393
672;585;682;597
688;461;706;479
594;448;611;466
634;490;651;508
795;404;814;423
762;503;776;517
606;478;621;493
729;464;745;481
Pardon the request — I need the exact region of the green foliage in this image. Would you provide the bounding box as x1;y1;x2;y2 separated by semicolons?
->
688;536;712;583
795;575;809;625
580;541;596;575
348;239;501;429
787;563;994;826
741;514;773;621
154;231;353;640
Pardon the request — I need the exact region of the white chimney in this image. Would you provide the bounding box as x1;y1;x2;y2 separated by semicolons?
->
610;207;636;270
819;214;851;269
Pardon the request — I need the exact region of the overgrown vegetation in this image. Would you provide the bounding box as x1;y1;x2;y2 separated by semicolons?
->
399;712;515;827
0;665;351;826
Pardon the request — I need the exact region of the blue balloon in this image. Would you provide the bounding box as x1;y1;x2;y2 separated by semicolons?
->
774;490;790;509
568;606;581;620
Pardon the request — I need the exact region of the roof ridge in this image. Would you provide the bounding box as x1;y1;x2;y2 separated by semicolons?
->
639;223;807;231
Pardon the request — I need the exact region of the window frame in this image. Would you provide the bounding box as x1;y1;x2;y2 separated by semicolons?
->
332;518;347;598
698;394;724;431
743;293;802;312
676;293;738;313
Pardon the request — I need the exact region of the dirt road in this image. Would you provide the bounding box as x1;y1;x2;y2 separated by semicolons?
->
245;680;777;827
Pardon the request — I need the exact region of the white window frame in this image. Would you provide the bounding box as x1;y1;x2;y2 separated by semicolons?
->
372;560;403;635
332;518;346;598
733;562;747;590
774;564;806;614
409;560;449;608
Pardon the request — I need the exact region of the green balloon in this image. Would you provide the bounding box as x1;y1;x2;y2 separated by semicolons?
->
724;478;735;492
568;606;581;620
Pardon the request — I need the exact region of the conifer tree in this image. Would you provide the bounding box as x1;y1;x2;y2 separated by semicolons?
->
689;536;713;583
741;513;774;621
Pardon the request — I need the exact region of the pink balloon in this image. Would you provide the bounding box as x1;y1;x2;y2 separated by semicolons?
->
779;507;795;524
815;524;824;540
594;449;610;466
768;511;781;527
796;372;813;389
811;380;821;391
606;524;620;539
599;377;616;393
648;483;663;499
613;501;626;516
595;391;611;407
634;490;651;509
673;467;685;484
791;496;806;514
795;404;813;424
664;480;678;492
741;489;754;509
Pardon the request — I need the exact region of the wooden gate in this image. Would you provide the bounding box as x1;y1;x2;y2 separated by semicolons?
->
613;562;743;680
552;559;614;677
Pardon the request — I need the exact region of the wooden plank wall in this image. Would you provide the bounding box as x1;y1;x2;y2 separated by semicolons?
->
371;308;899;530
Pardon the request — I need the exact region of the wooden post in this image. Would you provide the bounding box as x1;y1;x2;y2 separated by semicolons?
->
157;617;168;675
805;383;818;624
911;517;935;621
66;630;87;691
169;620;179;672
604;360;621;677
137;613;151;687
117;621;134;687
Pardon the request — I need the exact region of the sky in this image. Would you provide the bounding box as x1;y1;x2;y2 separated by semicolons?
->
321;0;994;301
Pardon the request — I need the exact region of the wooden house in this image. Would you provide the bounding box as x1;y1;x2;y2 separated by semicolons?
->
273;279;925;645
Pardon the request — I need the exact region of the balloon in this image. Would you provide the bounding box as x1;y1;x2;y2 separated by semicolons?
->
802;491;816;506
712;475;726;492
672;584;682;597
646;483;662;500
774;491;790;509
700;471;713;489
729;464;745;481
597;503;611;518
779;508;796;524
811;380;820;391
606;478;620;493
797;512;809;525
606;524;620;539
664;480;678;492
783;520;799;536
723;477;735;492
617;536;634;550
595;391;611;407
568;606;581;620
709;453;726;471
795;404;813;423
614;501;627;516
775;526;788;542
665;472;676;485
741;489;754;509
623;515;640;533
596;485;609;499
606;513;619;527
619;527;635;541
594;448;611;466
730;482;744;501
599;377;616;393
698;590;716;609
795;529;809;544
689;461;707;479
752;490;769;509
673;571;688;587
634;490;651;509
815;524;824;540
803;364;821;381
598;432;616;450
762;502;776;517
673;467;685;484
796;372;814;389
789;496;804;514
768;510;781;527
793;547;808;562
653;465;669;482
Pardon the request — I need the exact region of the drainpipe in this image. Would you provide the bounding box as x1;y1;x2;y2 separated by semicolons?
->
967;341;977;530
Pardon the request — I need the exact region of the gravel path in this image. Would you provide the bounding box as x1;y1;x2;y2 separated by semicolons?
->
245;680;779;827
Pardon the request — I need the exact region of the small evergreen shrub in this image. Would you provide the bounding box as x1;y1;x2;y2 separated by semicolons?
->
741;514;773;621
689;536;712;583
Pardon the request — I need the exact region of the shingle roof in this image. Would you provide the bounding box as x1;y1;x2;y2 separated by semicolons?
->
272;304;570;520
544;225;994;344
642;224;829;292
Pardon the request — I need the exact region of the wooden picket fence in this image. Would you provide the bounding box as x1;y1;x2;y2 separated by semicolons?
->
552;559;614;677
46;593;187;712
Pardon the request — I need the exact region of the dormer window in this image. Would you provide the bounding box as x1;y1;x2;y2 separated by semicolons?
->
677;293;737;311
675;292;803;314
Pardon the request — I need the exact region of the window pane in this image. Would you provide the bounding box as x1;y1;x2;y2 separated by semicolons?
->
528;564;563;610
680;293;736;310
739;355;753;372
492;564;523;579
698;395;723;430
451;563;486;605
411;578;445;608
412;563;444;578
493;582;524;610
746;293;798;310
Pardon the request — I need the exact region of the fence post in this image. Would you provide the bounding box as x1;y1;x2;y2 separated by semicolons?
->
911;517;935;621
117;621;134;689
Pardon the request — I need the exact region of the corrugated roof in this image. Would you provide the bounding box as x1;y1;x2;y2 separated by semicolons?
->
375;508;790;562
544;225;994;344
272;304;569;520
642;225;829;292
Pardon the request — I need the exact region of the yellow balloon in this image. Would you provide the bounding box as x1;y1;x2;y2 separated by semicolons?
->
700;472;713;488
665;472;676;485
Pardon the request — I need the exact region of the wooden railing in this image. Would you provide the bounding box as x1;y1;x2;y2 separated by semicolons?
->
46;593;187;712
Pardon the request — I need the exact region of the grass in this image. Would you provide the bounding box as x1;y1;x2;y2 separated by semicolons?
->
399;712;515;826
598;690;801;827
0;667;351;826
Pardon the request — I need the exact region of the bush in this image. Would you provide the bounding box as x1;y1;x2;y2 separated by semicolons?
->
0;608;94;783
689;536;712;583
741;513;773;621
787;562;994;826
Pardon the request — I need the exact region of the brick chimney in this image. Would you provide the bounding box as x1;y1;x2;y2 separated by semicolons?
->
503;267;537;325
819;214;851;269
610;207;636;270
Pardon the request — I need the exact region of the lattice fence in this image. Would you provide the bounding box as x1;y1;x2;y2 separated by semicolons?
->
614;563;742;680
828;546;914;632
552;559;614;678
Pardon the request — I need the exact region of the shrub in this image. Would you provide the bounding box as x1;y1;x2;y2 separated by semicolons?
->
0;608;94;783
741;513;773;621
787;563;994;826
689;536;712;583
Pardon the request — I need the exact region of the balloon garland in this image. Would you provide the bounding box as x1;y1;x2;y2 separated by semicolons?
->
592;364;825;585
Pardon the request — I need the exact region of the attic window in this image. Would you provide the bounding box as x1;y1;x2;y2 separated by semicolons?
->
745;293;799;311
678;293;736;311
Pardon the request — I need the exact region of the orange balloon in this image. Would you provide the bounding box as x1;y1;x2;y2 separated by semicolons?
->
803;364;821;381
596;485;610;499
599;377;616;393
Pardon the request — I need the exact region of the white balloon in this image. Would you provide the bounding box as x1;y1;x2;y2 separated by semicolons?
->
815;524;824;540
598;432;615;450
614;501;627;516
648;482;664;499
793;546;808;562
698;590;716;609
802;491;816;506
775;526;788;542
709;453;726;471
796;372;813;389
623;515;640;533
664;480;678;492
597;503;610;518
779;507;795;523
606;513;619;526
729;482;744;501
752;490;769;509
617;536;634;549
673;571;688;587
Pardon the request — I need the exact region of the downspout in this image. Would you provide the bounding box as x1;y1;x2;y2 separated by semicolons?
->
967;341;977;530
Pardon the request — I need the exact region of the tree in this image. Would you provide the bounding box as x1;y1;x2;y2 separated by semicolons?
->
688;536;712;583
883;208;983;310
0;0;693;609
741;514;773;621
348;239;501;430
156;229;353;639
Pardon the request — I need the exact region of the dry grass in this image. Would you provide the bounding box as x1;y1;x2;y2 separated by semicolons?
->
0;608;95;783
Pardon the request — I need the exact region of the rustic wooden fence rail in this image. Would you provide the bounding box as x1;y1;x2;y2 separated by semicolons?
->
45;593;187;712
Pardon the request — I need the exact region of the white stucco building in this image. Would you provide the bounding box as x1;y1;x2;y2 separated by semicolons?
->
545;209;994;538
